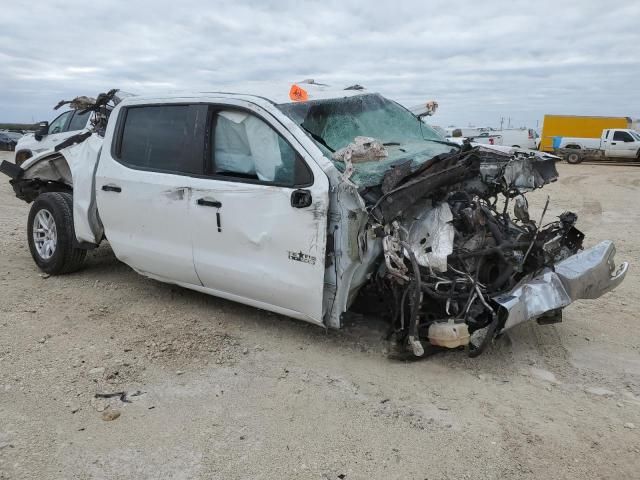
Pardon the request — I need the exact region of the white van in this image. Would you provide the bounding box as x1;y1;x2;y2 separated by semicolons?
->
488;128;537;149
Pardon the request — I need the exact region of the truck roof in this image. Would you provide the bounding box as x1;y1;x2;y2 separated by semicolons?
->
121;81;372;106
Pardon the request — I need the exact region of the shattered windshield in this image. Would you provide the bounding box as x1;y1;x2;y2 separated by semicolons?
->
277;94;456;187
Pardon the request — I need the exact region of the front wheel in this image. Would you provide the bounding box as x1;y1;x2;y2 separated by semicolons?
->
27;192;86;274
15;150;32;167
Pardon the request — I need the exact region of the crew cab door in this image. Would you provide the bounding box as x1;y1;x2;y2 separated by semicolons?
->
187;102;330;324
606;130;638;158
95;104;202;285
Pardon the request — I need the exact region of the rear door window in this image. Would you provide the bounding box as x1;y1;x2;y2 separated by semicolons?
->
116;105;200;174
67;110;91;131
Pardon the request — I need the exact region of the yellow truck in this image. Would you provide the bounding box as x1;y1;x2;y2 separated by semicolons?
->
540;115;632;152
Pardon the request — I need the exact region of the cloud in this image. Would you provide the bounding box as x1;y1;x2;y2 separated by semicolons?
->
0;0;638;127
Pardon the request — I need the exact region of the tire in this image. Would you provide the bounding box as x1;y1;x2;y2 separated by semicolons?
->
27;192;86;275
565;151;583;164
15;150;32;167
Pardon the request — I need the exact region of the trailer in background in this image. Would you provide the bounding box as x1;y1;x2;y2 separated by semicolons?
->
540;115;632;152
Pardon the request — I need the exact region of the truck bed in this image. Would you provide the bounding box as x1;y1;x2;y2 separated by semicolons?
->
554;136;601;149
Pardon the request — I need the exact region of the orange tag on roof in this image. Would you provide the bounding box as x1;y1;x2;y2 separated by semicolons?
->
289;84;309;102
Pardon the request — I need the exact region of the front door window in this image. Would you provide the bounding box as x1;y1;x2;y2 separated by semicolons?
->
48;111;72;134
210;110;312;186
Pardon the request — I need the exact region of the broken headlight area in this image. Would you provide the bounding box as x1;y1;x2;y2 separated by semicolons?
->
355;146;627;358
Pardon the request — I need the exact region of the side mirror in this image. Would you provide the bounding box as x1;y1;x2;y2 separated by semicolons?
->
34;121;49;141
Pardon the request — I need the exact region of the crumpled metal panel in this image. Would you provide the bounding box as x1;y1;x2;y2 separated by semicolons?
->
59;134;104;244
493;270;572;331
407;202;454;272
477;153;559;192
494;240;629;331
554;240;627;300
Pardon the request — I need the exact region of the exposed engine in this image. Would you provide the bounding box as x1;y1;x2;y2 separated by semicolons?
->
362;145;585;357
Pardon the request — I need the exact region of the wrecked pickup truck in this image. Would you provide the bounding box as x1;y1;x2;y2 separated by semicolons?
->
0;83;628;358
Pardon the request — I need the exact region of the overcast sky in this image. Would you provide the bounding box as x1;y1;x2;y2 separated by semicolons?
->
1;0;639;128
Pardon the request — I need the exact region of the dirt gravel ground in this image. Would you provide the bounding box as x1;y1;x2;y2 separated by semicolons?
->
0;150;638;479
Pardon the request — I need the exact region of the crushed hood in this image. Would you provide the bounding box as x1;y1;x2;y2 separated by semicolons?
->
374;146;558;223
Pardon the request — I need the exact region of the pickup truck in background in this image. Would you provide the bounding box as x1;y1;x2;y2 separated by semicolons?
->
446;128;538;149
0;85;627;360
486;129;538;149
553;128;640;164
446;128;503;146
468;131;504;146
14;107;93;166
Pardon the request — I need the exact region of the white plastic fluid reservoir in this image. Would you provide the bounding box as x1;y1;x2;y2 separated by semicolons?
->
428;320;470;348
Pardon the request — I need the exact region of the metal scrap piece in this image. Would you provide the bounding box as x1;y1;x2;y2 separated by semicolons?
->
494;241;628;331
332;136;388;164
54;96;96;111
377;151;480;222
502;156;558;190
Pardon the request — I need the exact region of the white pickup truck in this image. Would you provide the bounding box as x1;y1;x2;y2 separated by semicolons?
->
478;129;538;149
14;108;93;166
446;129;504;147
555;128;640;163
0;84;628;358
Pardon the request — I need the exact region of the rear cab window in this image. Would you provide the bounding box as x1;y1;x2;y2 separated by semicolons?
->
67;110;92;131
114;104;201;174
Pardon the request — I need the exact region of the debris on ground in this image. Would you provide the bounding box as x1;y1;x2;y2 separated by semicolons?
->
101;409;121;421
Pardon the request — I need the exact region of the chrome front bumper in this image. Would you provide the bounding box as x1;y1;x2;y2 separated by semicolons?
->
493;241;629;332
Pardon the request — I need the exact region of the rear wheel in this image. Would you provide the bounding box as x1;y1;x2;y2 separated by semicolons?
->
27;192;86;274
565;151;583;164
